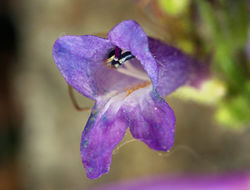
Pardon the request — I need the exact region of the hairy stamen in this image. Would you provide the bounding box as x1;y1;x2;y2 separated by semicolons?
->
126;81;151;96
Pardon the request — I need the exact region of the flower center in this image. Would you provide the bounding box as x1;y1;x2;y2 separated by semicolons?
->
105;47;150;82
106;47;135;68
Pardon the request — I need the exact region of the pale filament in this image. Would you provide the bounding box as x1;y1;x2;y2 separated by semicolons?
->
116;61;149;81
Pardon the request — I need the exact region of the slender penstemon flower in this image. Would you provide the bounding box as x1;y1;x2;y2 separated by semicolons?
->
52;20;208;179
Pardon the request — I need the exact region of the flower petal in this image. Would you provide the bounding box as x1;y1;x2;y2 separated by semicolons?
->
107;20;158;86
91;173;250;190
121;86;175;151
148;37;209;97
80;92;128;179
53;35;144;100
148;37;189;97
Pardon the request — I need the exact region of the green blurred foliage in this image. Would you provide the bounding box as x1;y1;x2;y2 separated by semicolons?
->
216;95;250;129
158;0;190;16
196;0;249;129
171;79;226;105
154;0;249;129
197;0;248;89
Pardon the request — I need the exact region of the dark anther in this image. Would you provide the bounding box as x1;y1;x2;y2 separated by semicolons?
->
108;49;115;59
118;51;135;65
107;48;135;68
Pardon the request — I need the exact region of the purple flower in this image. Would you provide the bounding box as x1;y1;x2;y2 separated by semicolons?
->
52;20;207;179
90;173;250;190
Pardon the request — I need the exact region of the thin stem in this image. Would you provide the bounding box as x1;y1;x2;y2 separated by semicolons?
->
68;85;90;111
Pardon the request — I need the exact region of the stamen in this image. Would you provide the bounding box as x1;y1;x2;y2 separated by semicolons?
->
116;66;149;81
125;62;147;77
105;55;115;64
114;47;122;59
118;51;135;65
116;62;149;81
105;48;150;81
126;81;151;96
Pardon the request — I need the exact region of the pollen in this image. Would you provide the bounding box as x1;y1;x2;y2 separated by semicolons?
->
106;55;114;63
105;56;115;69
126;81;151;96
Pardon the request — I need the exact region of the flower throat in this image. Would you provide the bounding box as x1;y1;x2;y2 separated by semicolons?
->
105;46;150;82
106;47;135;68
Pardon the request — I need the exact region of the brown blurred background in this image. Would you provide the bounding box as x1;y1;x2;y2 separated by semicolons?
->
0;0;249;190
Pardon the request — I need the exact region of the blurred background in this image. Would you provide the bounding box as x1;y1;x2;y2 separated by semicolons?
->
0;0;249;189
